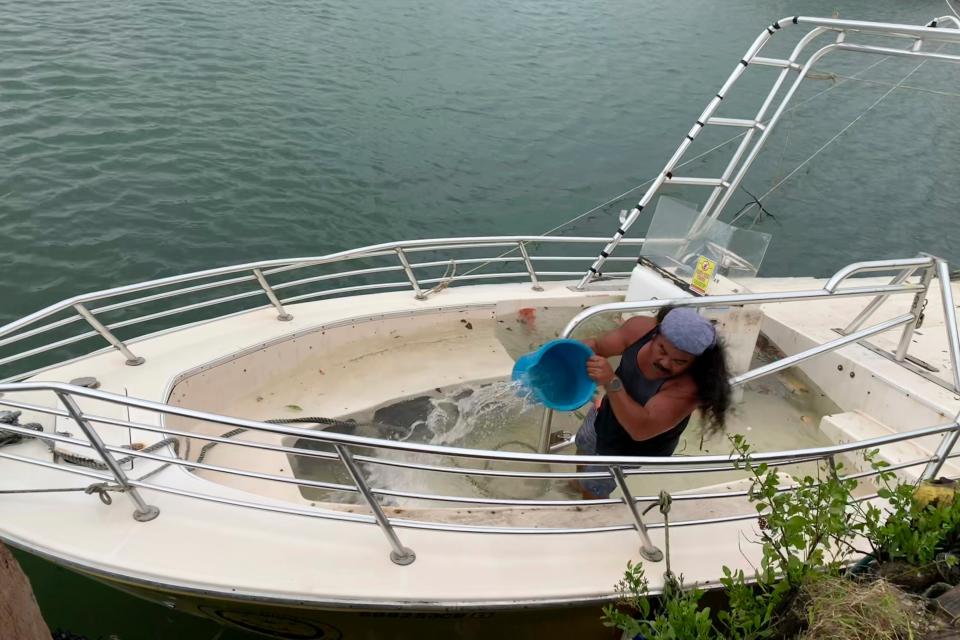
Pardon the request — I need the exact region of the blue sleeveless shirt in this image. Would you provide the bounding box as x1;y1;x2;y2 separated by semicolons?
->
593;329;692;457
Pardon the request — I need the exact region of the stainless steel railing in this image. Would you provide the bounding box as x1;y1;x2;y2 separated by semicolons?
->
2;255;959;568
0;235;643;382
0;380;957;567
539;256;960;453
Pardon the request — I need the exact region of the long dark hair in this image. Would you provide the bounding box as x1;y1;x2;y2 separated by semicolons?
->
656;306;732;433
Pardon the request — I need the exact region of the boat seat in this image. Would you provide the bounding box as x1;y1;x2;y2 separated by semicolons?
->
819;411;960;483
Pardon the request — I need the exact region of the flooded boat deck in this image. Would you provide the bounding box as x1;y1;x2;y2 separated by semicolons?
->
177;301;840;508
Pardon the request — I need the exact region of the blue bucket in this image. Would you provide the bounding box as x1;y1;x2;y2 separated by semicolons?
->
511;339;597;411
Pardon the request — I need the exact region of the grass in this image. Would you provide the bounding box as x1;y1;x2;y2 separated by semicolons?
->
797;575;928;640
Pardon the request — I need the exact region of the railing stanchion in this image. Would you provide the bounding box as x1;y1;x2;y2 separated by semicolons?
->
922;421;960;481
56;391;159;521
843;266;918;334
935;259;960;393
920;261;960;479
610;466;662;562
395;249;426;300
517;242;544;292
537;408;554;454
334;444;416;566
73;303;144;366
252;269;293;321
895;266;934;361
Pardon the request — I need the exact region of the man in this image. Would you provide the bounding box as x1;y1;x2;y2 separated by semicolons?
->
574;306;731;498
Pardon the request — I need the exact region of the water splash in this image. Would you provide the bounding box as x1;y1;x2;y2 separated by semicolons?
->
411;380;536;448
364;380;554;504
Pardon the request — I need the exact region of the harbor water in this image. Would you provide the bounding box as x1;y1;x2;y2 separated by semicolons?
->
2;0;960;637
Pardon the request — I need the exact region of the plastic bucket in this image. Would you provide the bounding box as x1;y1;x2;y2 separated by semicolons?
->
511;339;596;411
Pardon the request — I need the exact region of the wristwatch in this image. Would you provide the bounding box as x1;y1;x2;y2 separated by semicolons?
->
604;376;624;393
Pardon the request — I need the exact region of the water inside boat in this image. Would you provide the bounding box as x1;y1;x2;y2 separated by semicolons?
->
172;302;839;509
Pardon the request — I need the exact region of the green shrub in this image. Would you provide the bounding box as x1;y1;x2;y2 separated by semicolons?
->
858;449;960;566
601;440;960;638
602;562;714;639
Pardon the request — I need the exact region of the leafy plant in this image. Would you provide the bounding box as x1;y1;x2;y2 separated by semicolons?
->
716;567;783;640
602;439;960;638
602;562;714;639
858;448;960;566
729;434;861;587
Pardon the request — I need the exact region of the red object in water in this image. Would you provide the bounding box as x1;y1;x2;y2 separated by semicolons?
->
517;307;537;330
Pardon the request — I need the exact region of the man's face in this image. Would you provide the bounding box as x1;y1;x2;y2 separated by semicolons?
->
650;334;696;377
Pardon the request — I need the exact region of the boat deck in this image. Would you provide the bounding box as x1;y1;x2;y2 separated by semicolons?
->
0;275;957;613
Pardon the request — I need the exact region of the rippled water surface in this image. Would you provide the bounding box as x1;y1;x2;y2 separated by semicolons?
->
2;0;960;325
3;0;960;637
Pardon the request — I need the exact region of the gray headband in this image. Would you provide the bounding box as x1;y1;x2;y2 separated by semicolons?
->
659;308;716;356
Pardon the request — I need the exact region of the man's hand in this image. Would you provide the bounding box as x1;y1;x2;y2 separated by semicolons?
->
586;355;616;386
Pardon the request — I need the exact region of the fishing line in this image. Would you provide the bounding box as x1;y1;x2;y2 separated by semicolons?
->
732;52;939;224
442;51;896;287
946;0;960;21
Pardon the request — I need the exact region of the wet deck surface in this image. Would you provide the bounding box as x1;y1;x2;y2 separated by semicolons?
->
205;304;841;510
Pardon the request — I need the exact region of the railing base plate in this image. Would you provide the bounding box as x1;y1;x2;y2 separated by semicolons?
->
640;546;664;563
133;505;160;522
390;548;416;566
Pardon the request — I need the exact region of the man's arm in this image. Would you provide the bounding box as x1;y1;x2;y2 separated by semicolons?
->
604;380;697;441
585;354;698;441
582;316;657;357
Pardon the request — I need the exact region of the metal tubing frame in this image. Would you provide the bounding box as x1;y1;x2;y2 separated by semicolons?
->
536;272;927;451
936;259;960;393
252;269;293;321
0;429;944;535
2;392;958;529
333;444;416;565
72;303;144;366
842;266;919;334
0;235;644;342
610;467;663;561
731;312;916;387
823;257;935;292
5;382;957;469
0;236;646;378
536;408;554;456
517;242;544;291
397;248;427;300
575;17;960;287
895;267;934;361
922;260;960;478
55;391;159;521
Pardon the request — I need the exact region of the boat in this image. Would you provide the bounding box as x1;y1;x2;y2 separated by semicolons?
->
2;15;960;640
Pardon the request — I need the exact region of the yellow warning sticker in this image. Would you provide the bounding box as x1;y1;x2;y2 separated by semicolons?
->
691;256;717;294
